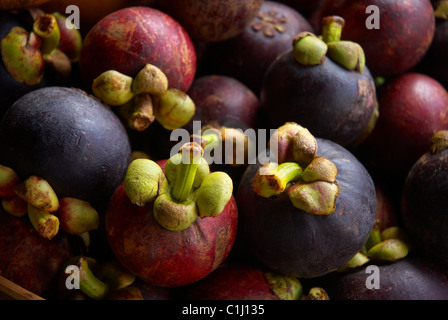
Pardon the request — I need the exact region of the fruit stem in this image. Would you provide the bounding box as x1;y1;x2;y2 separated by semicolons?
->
321;16;345;43
77;256;109;300
33;14;60;55
253;162;303;198
120;94;155;131
171;142;203;203
430;130;448;154
27;204;60;240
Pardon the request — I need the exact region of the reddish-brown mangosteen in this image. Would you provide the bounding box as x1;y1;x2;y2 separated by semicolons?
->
42;0;156;36
202;1;314;93
184;262;303;300
155;0;263;43
315;0;435;77
0;207;72;299
360;73;448;181
401;131;448;267
236;123;377;278
78;7;196;93
259;16;377;147
106;142;238;287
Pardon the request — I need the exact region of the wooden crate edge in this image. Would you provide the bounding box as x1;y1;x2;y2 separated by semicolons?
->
0;275;45;300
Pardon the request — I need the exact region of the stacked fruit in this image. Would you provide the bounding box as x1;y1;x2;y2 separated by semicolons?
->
1;0;448;301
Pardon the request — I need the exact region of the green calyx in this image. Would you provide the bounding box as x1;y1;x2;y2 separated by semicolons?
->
327;41;365;73
292;32;328;66
254;123;339;216
292;16;366;73
1;26;45;85
123;142;233;232
92;64;195;132
264;272;303;300
430;130;448;154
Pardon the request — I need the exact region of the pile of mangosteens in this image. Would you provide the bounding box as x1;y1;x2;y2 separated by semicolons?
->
1;0;448;303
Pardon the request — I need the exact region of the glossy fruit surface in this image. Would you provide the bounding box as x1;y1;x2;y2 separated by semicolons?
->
260;51;377;146
79;7;196;93
236;138;376;278
361;73;448;180
316;0;435;77
0;87;131;205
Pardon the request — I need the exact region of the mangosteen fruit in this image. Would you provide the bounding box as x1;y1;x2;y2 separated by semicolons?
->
322;255;448;300
78;6;197;94
236;122;377;278
401;131;448;267
184;262;303;300
155;0;264;43
203;1;314;93
360;73;448;181
315;0;435;77
259;16;377;147
105;142;238;287
0;206;73;299
0;86;131;206
417;5;448;90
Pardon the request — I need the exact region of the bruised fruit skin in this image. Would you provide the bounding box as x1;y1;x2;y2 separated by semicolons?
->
105;160;238;287
79;7;196;93
156;0;264;43
315;0;435;77
0;87;131;205
0;207;72;298
236;138;376;278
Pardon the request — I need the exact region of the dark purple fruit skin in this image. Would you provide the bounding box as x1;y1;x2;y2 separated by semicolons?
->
155;0;264;43
0;207;73;298
236;139;376;278
401;148;448;267
418;20;448;91
315;0;435;77
184;263;280;300
203;1;314;94
321;255;448;300
260;51;377;147
0;11;47;118
0;87;131;205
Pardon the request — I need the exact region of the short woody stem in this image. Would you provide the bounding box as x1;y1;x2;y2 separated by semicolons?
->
33;14;60;55
27;204;60;240
321;16;345;43
253;162;303;198
171;142;203;203
78;256;109;300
